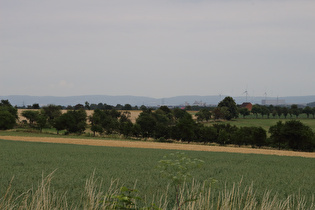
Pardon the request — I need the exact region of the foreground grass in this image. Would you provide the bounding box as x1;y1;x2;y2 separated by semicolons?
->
1;139;314;208
1;171;314;209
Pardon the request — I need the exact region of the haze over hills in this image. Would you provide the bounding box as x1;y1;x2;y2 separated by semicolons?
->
1;95;315;107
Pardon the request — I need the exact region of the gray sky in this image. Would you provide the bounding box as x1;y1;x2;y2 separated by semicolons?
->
1;0;315;98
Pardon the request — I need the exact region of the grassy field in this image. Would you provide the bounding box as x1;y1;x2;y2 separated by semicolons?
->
1;139;314;208
206;118;315;133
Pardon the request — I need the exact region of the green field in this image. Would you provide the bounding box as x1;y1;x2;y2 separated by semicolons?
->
206;118;315;133
1;139;314;208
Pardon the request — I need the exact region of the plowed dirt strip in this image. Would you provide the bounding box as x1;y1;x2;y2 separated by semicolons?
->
1;136;314;158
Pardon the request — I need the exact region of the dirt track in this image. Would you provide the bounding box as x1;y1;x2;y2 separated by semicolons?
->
1;136;314;158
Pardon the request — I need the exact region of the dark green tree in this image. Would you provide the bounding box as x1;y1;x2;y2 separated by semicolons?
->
275;106;282;118
115;104;123;110
119;111;133;138
282;107;289;119
272;109;277;118
158;106;171;114
123;104;132;110
233;127;251;146
36;112;47;132
197;125;217;144
213;124;238;145
119;121;134;138
251;127;267;148
239;107;250;119
175;114;197;143
0;100;18;119
52;114;67;134
32;103;40;109
172;108;187;120
54;109;87;134
89;109;120;135
42;104;62;126
89;109;104;136
136;112;156;138
281;120;314;151
261;106;270;118
152;109;172;139
195;108;212;122
212;107;224;120
21;110;47;132
22;110;39;126
85;101;91;110
303;106;313;118
74;104;85;110
251;105;261;118
290;104;300;118
269;121;286;149
0;108;17;130
232;126;266;148
218;96;238;120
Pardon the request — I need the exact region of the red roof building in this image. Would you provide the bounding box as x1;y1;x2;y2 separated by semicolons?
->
240;102;253;111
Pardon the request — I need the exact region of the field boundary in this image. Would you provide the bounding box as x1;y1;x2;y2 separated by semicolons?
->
1;136;314;158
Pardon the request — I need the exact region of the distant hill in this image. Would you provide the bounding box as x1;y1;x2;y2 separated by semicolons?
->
307;101;315;107
1;95;315;107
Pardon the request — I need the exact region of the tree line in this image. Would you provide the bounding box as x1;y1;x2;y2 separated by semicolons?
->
240;104;315;119
1;98;315;152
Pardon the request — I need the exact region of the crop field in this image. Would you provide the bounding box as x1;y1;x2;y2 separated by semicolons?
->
1;138;314;208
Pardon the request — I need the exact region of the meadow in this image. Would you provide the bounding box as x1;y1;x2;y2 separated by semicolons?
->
1;139;314;209
206;117;315;133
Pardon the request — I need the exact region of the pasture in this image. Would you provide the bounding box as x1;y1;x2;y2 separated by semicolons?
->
206;118;315;132
1;138;314;208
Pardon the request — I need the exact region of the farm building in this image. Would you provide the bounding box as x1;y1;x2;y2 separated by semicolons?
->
240;102;253;111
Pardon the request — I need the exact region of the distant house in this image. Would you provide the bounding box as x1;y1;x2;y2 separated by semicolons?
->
240;102;253;111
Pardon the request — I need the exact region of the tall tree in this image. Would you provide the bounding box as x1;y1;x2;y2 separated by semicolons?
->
261;106;270;118
0;102;17;130
303;106;313;118
218;96;238;120
251;105;261;118
282;107;289;119
42;104;62;126
22;110;39;126
290;104;300;118
136;112;156;138
239;108;250;119
54;109;87;134
269;121;286;150
281;120;314;151
195;108;212;122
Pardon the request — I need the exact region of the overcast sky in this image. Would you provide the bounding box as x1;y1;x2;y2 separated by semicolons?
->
1;0;314;99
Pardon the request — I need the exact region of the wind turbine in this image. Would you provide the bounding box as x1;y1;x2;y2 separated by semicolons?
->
264;92;267;100
243;89;249;102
